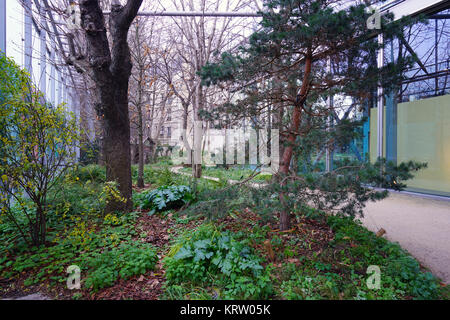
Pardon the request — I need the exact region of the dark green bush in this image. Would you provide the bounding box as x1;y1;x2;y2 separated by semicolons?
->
84;242;158;291
134;185;193;214
327;215;441;300
164;224;273;299
72;164;106;183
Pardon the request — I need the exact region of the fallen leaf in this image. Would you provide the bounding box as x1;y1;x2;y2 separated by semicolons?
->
376;228;386;237
149;279;159;289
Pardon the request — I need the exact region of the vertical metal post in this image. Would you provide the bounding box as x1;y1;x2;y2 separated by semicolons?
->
39;1;46;97
50;50;55;105
24;0;32;74
57;63;62;105
326;57;333;172
377;33;384;160
63;72;67;105
0;0;6;54
385;40;397;164
435;19;438;96
362;100;370;161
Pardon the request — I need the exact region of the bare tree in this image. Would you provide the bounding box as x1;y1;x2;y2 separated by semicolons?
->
129;16;177;178
129;17;153;188
155;0;256;177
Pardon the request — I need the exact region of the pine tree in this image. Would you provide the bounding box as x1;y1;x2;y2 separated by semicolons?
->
201;0;421;230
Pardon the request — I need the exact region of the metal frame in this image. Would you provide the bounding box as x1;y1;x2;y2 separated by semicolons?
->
105;11;261;18
0;0;5;53
107;1;450;19
385;40;397;163
39;1;46;96
24;0;33;74
17;0;76;111
377;33;384;160
374;2;449;162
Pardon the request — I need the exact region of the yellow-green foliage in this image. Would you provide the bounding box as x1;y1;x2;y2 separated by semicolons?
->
0;54;80;246
101;182;127;208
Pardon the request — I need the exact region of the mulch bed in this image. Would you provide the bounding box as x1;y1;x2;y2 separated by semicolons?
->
0;210;202;300
87;213;202;300
216;208;336;275
1;205;342;300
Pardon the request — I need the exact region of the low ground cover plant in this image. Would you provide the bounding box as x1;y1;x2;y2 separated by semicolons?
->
134;185;193;214
0;162;447;300
84;242;158;291
164;223;273;299
181;166;272;183
165;184;445;300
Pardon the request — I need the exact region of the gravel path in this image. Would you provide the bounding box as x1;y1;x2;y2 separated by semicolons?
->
361;192;450;284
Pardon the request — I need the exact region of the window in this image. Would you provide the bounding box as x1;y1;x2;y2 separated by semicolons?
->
167;127;172;138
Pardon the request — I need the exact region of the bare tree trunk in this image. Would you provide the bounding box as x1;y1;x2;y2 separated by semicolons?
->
137;107;145;188
80;0;143;213
192;85;203;178
181;104;193;167
103;90;133;212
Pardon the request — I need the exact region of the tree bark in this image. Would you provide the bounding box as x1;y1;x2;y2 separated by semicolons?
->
278;55;312;174
277;54;312;231
192;84;203;178
137;107;145;188
80;0;143;213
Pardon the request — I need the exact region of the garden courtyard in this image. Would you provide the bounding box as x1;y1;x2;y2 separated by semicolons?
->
1;0;449;304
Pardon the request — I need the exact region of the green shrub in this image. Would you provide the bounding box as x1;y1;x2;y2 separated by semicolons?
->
84;242;158;291
384;255;439;300
281;272;340;300
1;203;141;289
47;179;104;219
0;54;79;246
142;166;175;186
72;165;106;183
182;185;254;220
79;140;100;166
135;185;193;214
164;224;273;299
327;215;441;300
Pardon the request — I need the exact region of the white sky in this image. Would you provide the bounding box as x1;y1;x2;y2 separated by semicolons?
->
4;0;447;96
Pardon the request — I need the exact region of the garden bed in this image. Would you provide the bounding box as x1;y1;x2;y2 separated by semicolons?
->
1;165;448;300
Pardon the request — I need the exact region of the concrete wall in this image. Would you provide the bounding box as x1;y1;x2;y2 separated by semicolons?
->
370;94;450;196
